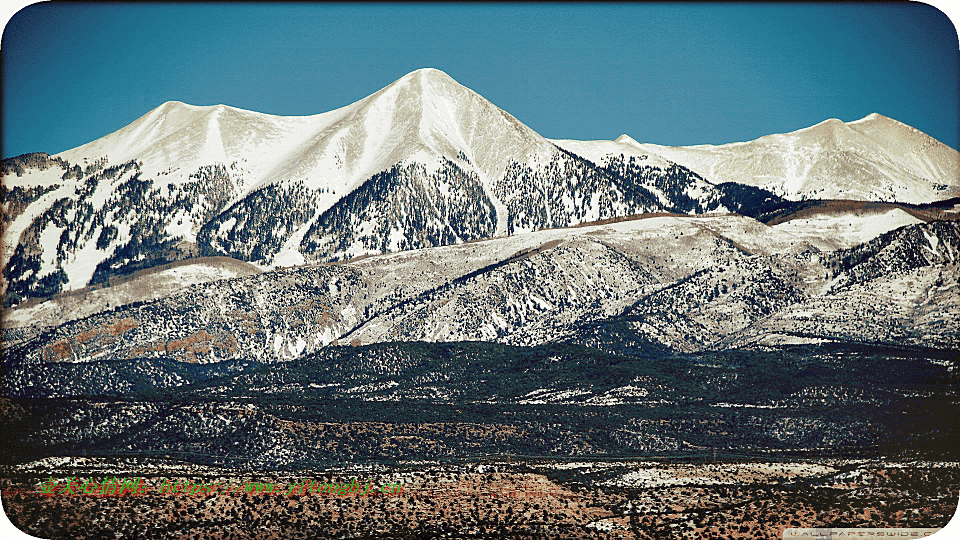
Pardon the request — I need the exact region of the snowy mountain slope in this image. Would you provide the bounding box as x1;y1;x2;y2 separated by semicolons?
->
199;69;717;266
0;214;817;363
56;100;330;195
4;69;725;302
5;70;958;308
607;256;810;353
3;256;260;332
552;136;791;219
846;113;959;186
2;160;145;301
825;219;960;291
261;68;555;202
342;214;814;348
338;212;821;349
345;237;659;345
1;158;240;305
5;213;956;366
730;261;960;350
3;69;716;303
1;156;75;279
771;207;925;251
724;220;960;349
571;220;960;354
636;114;960;204
213;68;559;237
61;68;581;261
550;136;673;169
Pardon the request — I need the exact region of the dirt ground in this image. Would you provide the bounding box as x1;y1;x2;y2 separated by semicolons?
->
2;460;957;539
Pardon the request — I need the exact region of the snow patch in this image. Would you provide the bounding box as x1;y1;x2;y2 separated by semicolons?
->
35;224;65;280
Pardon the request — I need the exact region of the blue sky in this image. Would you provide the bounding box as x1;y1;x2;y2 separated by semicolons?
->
2;2;958;159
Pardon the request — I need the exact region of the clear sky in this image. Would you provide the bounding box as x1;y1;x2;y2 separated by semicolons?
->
2;2;958;159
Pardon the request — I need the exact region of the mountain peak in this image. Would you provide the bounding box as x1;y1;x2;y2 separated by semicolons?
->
157;100;191;109
804;117;847;133
615;134;641;147
801;117;857;141
366;67;473;116
637;114;959;204
410;67;454;80
845;112;910;132
848;112;892;125
388;68;461;91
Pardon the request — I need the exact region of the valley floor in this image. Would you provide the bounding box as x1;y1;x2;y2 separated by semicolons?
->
2;457;957;539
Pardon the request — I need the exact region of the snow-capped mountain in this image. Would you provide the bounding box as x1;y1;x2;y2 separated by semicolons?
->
1;68;732;303
635;113;960;203
4;69;958;307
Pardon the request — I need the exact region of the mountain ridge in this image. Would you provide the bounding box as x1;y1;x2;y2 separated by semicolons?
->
3;68;958;305
634;113;960;203
3;69;724;301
